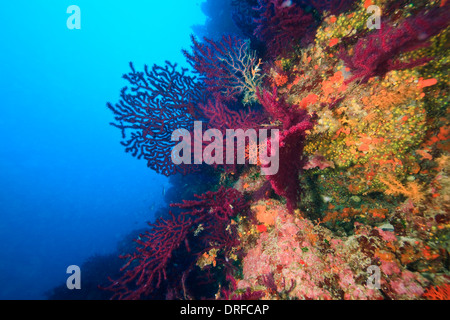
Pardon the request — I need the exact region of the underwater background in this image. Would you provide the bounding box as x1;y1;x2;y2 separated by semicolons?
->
1;0;449;300
0;1;206;299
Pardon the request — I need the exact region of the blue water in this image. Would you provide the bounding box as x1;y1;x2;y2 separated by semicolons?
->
0;0;205;299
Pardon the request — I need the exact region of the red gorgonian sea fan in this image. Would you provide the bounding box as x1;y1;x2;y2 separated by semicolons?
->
340;6;450;84
199;97;267;133
256;87;314;213
422;283;450;300
253;0;316;58
107;61;206;176
305;0;356;16
104;187;247;300
183;34;262;103
181;97;268;173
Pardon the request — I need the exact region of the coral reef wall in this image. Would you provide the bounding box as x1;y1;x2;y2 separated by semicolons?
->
106;0;450;300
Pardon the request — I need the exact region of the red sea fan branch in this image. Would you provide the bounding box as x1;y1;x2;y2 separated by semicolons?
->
253;0;316;58
340;7;450;84
256;87;314;212
105;211;193;300
194;97;268;173
172;187;247;221
306;0;356;16
172;187;247;254
107;61;206;176
105;187;247;300
199;97;267;133
423;283;450;300
256;86;311;130
183;35;262;102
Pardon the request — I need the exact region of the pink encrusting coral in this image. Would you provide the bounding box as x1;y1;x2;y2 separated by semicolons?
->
303;152;335;170
239;207;383;299
238;205;430;300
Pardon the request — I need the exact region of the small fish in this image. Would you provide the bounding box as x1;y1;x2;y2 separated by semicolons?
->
162;186;165;196
379;223;394;232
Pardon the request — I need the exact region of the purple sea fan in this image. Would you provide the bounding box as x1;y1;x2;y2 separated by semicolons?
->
107;61;206;176
305;0;356;16
253;0;316;58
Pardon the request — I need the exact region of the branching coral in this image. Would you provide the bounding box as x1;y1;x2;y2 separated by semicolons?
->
379;174;425;204
105;187;247;300
199;98;266;133
254;0;316;58
423;283;450;300
340;7;450;84
183;35;263;103
107;61;206;176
